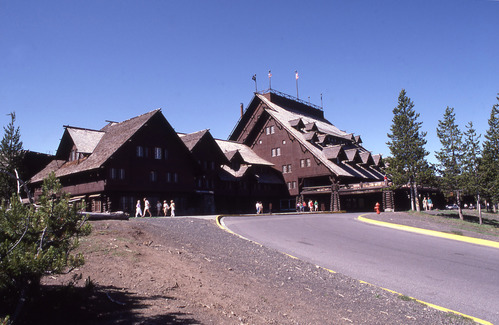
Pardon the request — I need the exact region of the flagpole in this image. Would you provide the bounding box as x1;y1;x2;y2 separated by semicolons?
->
268;70;272;90
295;70;299;99
252;74;257;93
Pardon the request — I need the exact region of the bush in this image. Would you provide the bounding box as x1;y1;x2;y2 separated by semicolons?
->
0;173;91;322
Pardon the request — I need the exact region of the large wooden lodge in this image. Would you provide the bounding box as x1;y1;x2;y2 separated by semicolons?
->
30;89;402;215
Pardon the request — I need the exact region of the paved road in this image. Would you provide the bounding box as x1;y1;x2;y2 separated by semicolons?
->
223;213;499;324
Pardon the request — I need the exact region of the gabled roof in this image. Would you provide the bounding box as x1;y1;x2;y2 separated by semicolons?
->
322;145;344;160
215;139;273;166
179;129;230;165
179;129;210;151
31;109;162;183
344;148;361;163
66;127;105;154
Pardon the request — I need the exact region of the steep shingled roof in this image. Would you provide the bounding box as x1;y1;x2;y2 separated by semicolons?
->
66;127;105;154
255;93;383;180
178;129;210;151
31;109;160;183
215;139;274;166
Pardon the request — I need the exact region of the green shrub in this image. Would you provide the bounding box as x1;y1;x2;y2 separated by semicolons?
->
0;173;91;321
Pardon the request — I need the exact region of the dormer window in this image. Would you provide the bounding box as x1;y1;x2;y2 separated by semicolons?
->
70;149;78;161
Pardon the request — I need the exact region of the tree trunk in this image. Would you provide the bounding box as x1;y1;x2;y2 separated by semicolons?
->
456;190;463;220
477;193;482;225
414;184;421;212
409;180;415;211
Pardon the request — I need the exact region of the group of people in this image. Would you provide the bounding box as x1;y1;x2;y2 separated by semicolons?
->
422;196;433;211
135;198;175;217
297;199;319;212
255;201;263;214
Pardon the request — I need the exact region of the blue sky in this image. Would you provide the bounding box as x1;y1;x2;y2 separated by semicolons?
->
1;0;498;163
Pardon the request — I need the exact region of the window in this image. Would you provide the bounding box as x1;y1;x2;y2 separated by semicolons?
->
174;173;178;183
271;148;276;157
154;147;162;159
167;172;172;183
300;159;305;168
287;182;292;189
150;171;157;182
276;147;281;156
266;127;270;135
287;164;292;173
164;149;169;160
70;149;77;161
306;158;311;167
119;168;125;180
136;146;144;157
282;140;286;145
292;181;297;189
282;165;287;173
110;168;117;180
270;125;275;134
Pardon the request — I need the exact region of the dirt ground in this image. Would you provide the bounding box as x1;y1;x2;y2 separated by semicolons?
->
29;211;497;325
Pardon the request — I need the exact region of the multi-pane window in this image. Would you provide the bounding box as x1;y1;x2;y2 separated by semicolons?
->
272;148;281;157
136;146;144;157
266;125;275;135
154;147;162;159
119;168;125;180
282;164;292;173
300;158;312;167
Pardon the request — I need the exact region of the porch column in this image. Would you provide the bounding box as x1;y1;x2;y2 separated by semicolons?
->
329;176;340;212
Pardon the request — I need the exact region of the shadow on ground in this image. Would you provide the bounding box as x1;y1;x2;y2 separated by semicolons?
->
9;284;199;325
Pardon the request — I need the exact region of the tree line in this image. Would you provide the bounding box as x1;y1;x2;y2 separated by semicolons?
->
386;90;499;224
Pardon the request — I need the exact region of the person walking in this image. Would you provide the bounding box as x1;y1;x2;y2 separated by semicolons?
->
156;200;162;216
135;200;142;218
143;198;152;217
163;200;169;216
170;200;176;217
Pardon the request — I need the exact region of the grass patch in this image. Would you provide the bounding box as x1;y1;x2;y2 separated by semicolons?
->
399;295;414;302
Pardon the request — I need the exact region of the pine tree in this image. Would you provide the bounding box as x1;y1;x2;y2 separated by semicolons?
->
0;112;25;202
0;173;91;322
435;107;464;219
386;89;430;211
461;122;483;224
481;94;499;211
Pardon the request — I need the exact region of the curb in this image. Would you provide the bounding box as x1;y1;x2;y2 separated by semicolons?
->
358;215;499;249
217;214;494;324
